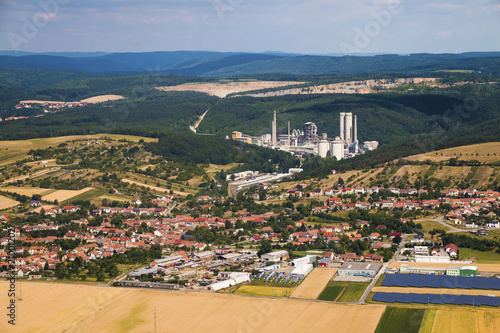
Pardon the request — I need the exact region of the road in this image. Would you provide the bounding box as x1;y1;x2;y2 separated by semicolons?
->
358;234;408;303
189;108;210;134
415;215;468;233
358;261;389;303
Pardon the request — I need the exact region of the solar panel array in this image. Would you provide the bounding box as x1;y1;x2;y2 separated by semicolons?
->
382;274;500;290
373;292;500;307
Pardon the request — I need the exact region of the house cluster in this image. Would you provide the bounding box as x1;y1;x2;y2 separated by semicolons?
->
283;185;500;214
3;101;91;123
15;101;89;110
320;251;384;264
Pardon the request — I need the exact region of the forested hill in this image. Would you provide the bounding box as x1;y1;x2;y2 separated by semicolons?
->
1;51;499;75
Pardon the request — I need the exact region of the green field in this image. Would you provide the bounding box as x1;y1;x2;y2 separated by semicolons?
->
374;307;426;333
317;281;369;302
419;308;437;333
317;284;345;301
458;248;500;264
337;282;370;302
418;220;451;232
62;188;106;203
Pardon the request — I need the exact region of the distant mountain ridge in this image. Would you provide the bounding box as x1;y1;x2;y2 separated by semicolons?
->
0;51;499;75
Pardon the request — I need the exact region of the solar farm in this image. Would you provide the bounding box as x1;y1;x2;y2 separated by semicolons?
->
256;270;305;284
373;292;500;306
382;274;500;290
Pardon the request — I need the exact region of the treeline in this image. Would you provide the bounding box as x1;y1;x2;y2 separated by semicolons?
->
145;132;300;173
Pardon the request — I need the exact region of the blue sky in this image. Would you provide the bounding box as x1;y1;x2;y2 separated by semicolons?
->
0;0;499;54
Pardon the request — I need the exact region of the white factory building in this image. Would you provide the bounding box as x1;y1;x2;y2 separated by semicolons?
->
208;272;251;291
230;111;378;159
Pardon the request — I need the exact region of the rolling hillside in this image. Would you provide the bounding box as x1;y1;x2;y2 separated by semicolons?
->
1;51;499;75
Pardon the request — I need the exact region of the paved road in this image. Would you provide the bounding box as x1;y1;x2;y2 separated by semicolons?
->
415;216;470;233
358;261;389;303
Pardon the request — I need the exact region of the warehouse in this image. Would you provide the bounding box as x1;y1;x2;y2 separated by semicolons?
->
338;262;381;277
208;272;251;291
460;266;478;277
289;263;313;278
415;255;450;263
399;264;445;275
261;250;289;262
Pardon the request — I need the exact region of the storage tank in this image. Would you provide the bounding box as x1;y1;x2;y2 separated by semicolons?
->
318;133;329;158
331;136;344;161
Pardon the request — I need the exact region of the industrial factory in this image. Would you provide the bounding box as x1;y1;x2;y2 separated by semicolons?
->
231;111;378;159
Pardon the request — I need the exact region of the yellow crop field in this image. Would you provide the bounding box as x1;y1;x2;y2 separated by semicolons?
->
42;187;95;202
1;187;54;196
235;285;295;297
0;195;19;210
290;268;338;300
430;308;500;333
405;142;500;163
0;281;385;333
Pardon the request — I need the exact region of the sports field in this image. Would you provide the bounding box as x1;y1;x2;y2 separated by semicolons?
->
0;195;19;210
0;281;385;333
290;268;337;299
42;187;95;202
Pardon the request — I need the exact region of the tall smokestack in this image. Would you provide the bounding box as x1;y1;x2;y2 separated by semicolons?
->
354;115;358;143
288;121;290;147
340;112;345;142
272;110;277;146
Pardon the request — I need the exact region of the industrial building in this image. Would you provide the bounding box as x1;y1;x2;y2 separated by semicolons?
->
460;266;478;277
337;262;381;277
399;265;446;275
261;250;289;262
415;255;451;263
208;272;251;291
230;111;378;159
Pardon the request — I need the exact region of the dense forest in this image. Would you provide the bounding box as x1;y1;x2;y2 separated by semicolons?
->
1;67;500;179
145;132;300;173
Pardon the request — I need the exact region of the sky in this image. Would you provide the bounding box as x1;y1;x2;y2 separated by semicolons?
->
0;0;499;54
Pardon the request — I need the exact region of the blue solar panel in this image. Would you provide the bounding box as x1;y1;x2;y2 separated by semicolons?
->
373;292;500;307
382;274;500;290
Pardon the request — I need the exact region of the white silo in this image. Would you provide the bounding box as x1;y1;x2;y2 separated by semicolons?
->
331;136;344;161
318;133;329;158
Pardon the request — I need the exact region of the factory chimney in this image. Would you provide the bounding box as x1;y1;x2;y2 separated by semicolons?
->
339;112;345;141
288;121;290;147
271;110;277;146
354;115;358;143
